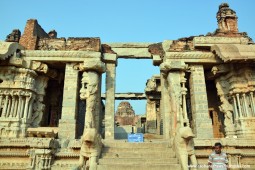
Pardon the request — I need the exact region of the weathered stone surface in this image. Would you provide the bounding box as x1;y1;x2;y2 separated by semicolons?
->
102;44;116;54
112;47;152;58
38;38;66;50
5;29;21;42
211;44;255;62
66;37;101;51
106;42;153;48
19;19;49;50
0;41;24;60
148;42;164;57
193;36;249;47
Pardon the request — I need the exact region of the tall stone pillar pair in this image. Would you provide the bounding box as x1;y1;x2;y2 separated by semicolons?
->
58;59;105;139
160;61;213;139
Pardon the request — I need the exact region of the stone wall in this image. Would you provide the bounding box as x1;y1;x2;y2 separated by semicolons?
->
19;19;49;50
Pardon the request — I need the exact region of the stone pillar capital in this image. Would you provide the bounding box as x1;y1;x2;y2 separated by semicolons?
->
160;61;188;77
74;58;106;73
103;53;118;66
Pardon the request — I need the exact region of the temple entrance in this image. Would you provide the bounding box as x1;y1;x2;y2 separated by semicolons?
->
206;80;225;138
102;57;160;140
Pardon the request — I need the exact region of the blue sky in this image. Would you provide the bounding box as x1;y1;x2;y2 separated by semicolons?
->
1;0;255;115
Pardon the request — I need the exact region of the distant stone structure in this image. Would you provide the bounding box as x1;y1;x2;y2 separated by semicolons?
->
0;3;255;170
115;101;139;126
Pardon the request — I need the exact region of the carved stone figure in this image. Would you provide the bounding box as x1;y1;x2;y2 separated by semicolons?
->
31;95;45;127
80;71;99;130
78;128;102;170
174;126;197;170
215;77;236;137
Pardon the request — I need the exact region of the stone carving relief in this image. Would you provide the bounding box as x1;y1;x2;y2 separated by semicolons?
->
28;149;53;170
145;78;156;92
214;66;255;138
0;66;49;138
215;76;236;137
78;128;102;170
80;71;99;130
0;42;24;60
173;126;197;170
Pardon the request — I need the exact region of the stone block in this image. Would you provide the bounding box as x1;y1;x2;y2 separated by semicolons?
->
66;37;101;51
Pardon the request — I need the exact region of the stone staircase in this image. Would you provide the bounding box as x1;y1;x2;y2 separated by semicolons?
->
97;139;182;170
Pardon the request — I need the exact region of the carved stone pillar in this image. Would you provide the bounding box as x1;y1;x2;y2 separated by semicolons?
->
104;54;117;139
160;61;187;139
0;91;3;117
160;73;171;139
2;93;9;117
189;65;213;138
215;77;236;137
58;63;80;139
80;71;100;131
76;58;105;138
146;100;157;133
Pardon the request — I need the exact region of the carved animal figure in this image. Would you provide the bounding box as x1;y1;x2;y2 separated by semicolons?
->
174;126;197;170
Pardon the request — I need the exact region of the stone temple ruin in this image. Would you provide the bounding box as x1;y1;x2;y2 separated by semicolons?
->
0;3;255;170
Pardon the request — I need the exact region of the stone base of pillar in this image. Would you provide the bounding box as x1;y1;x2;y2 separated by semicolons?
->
58;119;77;139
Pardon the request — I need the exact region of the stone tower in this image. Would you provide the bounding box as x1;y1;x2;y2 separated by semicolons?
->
217;3;238;33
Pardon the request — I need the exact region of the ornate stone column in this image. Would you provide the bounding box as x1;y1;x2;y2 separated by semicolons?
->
215;77;236;137
58;63;80;139
146;100;157;133
160;61;187;138
76;58;105;137
104;53;117;139
80;71;100;130
159;72;171;139
189;65;213;138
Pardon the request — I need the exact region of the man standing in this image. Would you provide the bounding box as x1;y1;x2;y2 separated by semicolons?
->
208;142;229;170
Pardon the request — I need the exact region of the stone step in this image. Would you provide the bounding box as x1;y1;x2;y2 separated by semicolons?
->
103;140;170;148
101;151;176;158
98;157;178;164
97;164;182;170
102;147;173;153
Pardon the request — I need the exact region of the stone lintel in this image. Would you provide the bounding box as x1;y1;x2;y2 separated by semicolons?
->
21;50;102;62
101;93;146;100
103;53;118;65
164;51;220;63
193;36;249;47
106;42;153;48
112;47;152;59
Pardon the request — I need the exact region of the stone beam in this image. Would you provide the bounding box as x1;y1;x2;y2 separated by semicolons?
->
21;50;102;62
193;37;249;47
164;51;221;63
105;42;153;59
101;93;146;100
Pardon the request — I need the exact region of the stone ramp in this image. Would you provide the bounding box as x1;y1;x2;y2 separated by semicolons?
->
97;140;181;170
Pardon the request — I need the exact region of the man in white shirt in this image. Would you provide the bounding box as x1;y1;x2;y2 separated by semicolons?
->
208;142;229;170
